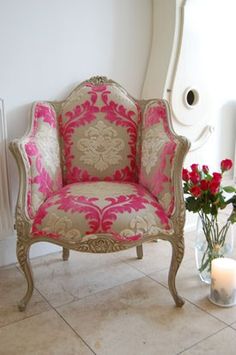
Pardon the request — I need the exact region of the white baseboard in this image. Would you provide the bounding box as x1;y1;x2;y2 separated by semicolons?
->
0;235;61;267
0;220;197;267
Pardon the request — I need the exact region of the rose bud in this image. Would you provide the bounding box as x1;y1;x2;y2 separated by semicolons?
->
182;168;190;181
189;171;201;184
190;185;202;197
191;163;199;172
200;179;209;191
209;180;220;195
202;165;209;174
221;159;233;172
212;172;222;183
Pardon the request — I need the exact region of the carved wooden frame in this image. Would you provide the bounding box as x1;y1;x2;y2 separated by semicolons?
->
9;76;190;311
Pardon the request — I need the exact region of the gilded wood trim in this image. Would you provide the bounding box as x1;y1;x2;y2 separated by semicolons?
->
86;76;109;85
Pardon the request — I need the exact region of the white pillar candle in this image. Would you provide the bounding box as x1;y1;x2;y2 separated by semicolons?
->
209;258;236;307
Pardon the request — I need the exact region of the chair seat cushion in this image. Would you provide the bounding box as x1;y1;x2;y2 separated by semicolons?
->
31;181;173;246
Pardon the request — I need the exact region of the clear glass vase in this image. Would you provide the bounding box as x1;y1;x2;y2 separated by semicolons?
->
195;210;234;284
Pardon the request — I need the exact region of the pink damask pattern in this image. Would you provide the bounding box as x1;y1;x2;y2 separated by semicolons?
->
59;83;141;184
31;182;172;243
139;100;177;217
24;102;62;218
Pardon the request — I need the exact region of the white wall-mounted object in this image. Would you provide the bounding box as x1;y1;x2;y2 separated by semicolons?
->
142;0;214;152
0;98;13;238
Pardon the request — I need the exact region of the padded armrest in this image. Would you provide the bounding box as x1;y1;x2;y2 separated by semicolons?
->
10;102;62;220
139;99;190;217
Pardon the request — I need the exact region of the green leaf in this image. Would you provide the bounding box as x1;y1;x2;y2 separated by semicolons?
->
185;197;201;212
183;184;189;194
223;186;236;193
229;211;236;224
211;204;218;216
202;204;211;214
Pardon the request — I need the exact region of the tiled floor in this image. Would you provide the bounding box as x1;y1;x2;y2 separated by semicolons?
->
1;233;236;355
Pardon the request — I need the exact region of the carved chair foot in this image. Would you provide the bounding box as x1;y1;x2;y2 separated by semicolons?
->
174;296;185;307
168;238;185;307
18;300;27;312
136;244;143;259
62;248;70;261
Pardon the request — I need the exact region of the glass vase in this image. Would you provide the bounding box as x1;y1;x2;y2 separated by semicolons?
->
195;209;234;284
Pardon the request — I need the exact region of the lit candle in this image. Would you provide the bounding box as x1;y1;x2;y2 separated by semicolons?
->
209;258;236;307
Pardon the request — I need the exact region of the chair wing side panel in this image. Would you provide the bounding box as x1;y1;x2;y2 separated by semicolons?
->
10;102;63;220
139;99;190;219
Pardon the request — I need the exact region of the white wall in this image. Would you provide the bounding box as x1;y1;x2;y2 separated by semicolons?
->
0;0;152;266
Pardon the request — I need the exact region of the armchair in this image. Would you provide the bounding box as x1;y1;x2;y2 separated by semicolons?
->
10;76;190;311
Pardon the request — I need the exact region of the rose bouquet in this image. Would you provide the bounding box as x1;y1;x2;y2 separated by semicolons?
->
182;159;236;279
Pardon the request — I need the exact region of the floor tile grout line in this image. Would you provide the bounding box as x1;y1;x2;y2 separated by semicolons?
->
0;308;51;330
36;274;230;355
176;325;230;354
145;274;234;326
174;296;233;326
114;254;170;277
33;272;146;310
35;287;97;355
54;309;97;355
10;253;236;328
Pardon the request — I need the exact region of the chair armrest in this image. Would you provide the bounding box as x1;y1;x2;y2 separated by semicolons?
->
139;99;190;219
9;102;62;222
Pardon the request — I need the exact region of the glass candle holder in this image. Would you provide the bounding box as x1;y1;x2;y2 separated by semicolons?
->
209;258;236;307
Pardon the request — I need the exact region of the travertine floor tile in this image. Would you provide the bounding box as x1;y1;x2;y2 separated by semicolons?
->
231;322;236;329
113;241;172;274
114;239;193;276
57;277;225;355
31;251;143;307
0;266;50;328
181;327;236;354
0;309;92;355
149;258;236;325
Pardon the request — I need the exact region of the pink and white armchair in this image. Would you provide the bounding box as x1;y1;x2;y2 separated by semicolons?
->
10;76;190;311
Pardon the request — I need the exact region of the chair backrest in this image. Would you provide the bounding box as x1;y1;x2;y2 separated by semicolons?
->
58;77;141;184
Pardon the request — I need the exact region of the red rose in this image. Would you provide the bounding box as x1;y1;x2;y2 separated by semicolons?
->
189;171;200;184
209;180;220;195
182;168;189;181
190;185;202;197
202;165;209;174
212;172;222;183
200;179;209;191
221;159;233;172
191;164;199;172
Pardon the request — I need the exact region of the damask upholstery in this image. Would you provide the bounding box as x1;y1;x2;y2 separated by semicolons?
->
140;100;177;216
24;102;62;218
31;181;173;243
10;76;190;311
59;82;141;184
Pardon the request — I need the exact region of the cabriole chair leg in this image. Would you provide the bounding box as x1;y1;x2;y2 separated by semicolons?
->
16;241;34;311
62;247;70;261
136;244;143;259
168;238;185;307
